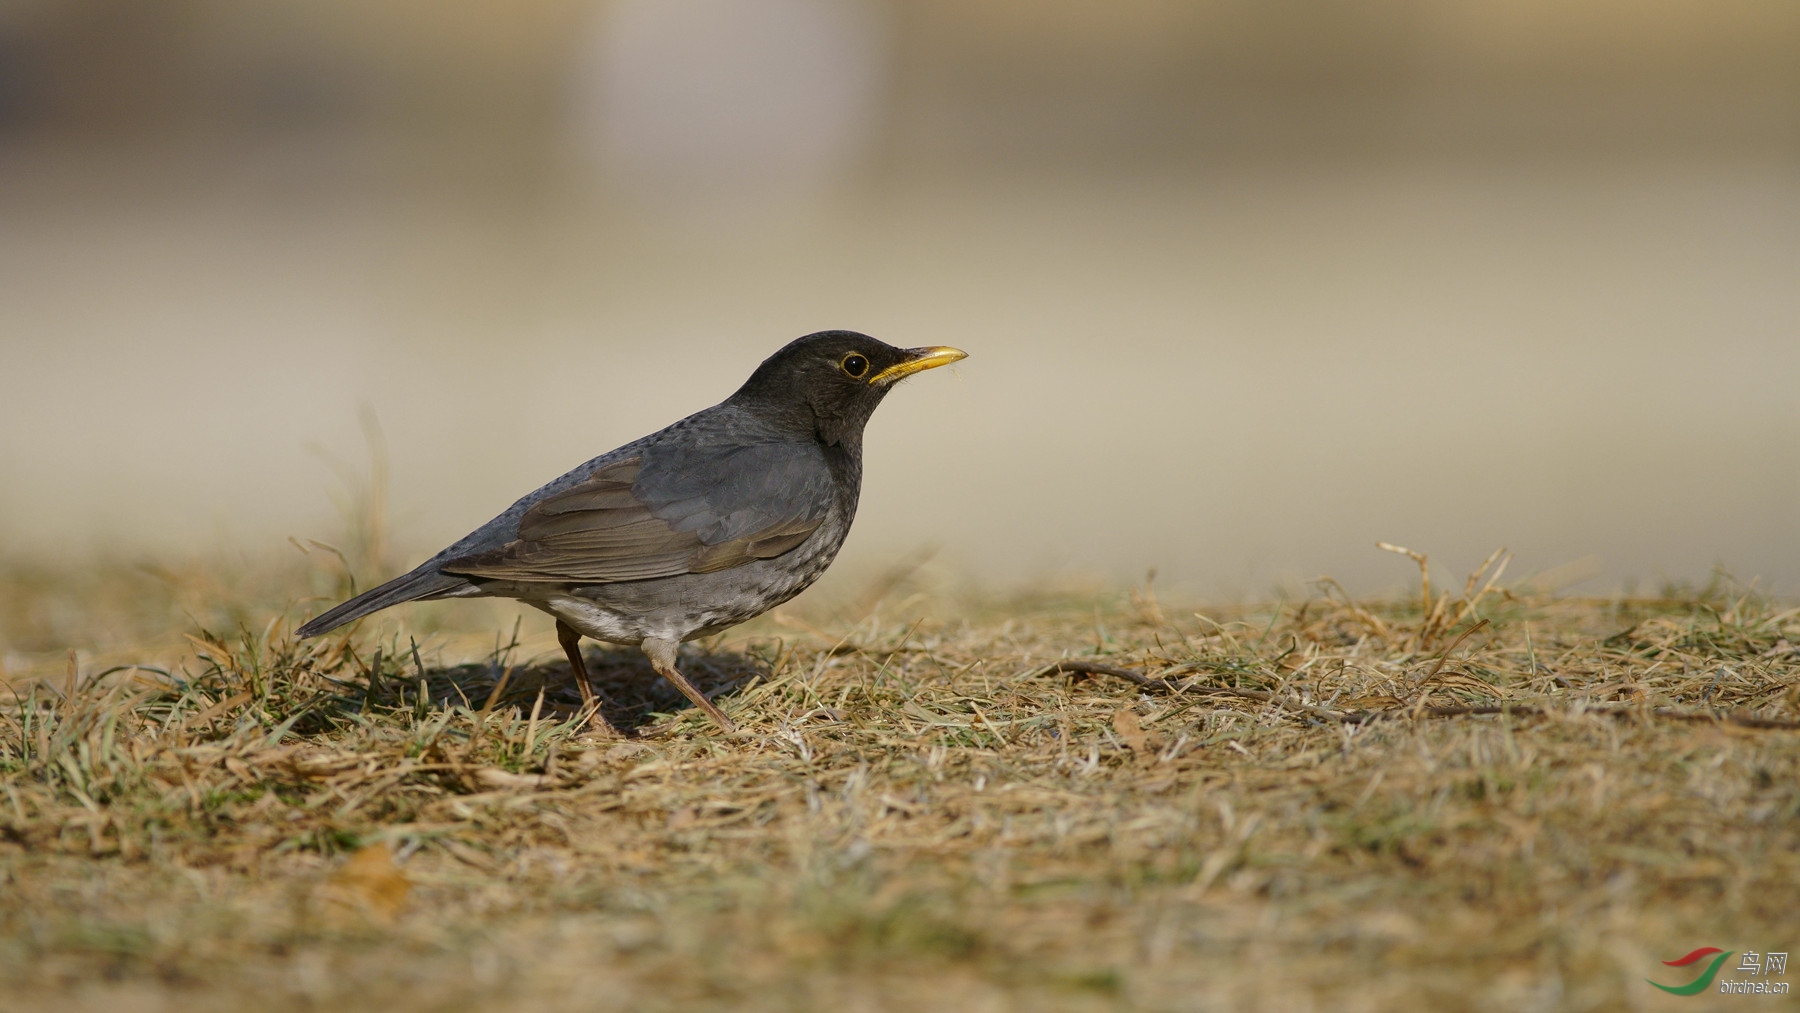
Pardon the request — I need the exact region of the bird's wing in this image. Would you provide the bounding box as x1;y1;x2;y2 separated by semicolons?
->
439;443;831;584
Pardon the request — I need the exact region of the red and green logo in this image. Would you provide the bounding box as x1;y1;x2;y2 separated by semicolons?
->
1649;947;1734;996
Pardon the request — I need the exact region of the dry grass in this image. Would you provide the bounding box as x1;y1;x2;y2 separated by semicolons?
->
2;552;1798;1012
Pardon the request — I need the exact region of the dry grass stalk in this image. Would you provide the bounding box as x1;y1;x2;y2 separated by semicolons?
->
1;553;1796;1010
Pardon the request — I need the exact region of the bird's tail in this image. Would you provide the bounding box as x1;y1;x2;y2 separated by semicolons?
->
295;566;469;638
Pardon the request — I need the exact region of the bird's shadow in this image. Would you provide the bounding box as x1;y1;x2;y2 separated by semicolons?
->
417;644;765;735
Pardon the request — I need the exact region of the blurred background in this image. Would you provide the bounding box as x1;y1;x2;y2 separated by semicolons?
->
1;0;1796;600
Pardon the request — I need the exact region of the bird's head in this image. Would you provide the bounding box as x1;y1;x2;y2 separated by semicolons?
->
731;331;966;447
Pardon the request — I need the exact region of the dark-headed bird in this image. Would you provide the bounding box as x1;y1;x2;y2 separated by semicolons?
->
295;332;965;734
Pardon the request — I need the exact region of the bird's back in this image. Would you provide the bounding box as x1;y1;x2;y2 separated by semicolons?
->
295;401;858;638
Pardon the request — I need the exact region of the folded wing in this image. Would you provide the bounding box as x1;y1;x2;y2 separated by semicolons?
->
441;443;831;584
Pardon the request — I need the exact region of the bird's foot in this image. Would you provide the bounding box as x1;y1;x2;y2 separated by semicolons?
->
577;705;622;738
699;704;739;736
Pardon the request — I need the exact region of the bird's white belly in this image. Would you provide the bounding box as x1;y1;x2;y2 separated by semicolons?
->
540;595;657;645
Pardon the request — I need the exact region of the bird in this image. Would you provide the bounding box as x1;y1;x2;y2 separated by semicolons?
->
295;331;966;735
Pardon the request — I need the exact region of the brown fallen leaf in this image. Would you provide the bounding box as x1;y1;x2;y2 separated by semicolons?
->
1113;708;1148;752
318;842;410;925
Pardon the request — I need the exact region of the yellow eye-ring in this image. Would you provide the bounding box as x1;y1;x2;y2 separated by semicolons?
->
840;353;870;378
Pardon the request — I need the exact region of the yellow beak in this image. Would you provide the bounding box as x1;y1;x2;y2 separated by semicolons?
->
869;346;968;386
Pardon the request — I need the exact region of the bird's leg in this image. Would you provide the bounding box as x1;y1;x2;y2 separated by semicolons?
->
556;620;616;734
640;636;738;734
555;620;596;707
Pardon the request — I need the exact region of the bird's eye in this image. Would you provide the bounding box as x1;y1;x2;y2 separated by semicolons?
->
840;353;870;378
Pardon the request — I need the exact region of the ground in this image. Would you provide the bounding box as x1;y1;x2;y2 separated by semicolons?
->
2;555;1796;1012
